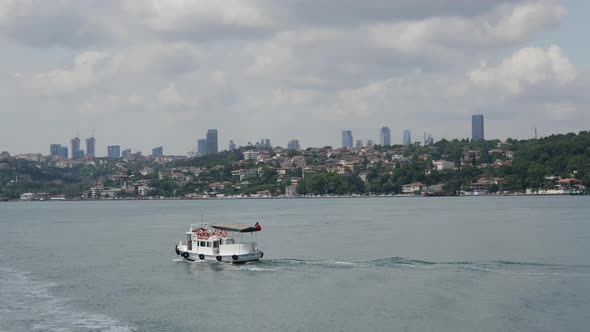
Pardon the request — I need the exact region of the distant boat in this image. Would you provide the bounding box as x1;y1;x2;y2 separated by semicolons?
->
175;223;263;263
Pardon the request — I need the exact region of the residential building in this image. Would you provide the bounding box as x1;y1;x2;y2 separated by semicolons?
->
152;146;164;157
402;182;425;195
243;151;259;160
197;139;207;156
287;139;301;150
206;129;218;154
403;130;412;146
432;160;455;171
472;114;484;141
107;145;121;159
342;130;353;148
86;137;96;158
380;127;391;146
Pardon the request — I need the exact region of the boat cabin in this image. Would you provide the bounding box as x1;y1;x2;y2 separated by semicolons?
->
186;223;260;256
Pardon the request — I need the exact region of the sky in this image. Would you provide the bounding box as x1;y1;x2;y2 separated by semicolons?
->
1;0;589;156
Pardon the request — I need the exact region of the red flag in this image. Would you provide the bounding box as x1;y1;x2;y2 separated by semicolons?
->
255;222;262;231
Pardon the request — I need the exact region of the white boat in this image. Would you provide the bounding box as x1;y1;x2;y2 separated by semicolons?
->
175;223;264;263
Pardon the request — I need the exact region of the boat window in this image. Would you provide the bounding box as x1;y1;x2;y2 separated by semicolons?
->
206;242;211;247
200;241;206;247
213;241;219;248
224;239;234;245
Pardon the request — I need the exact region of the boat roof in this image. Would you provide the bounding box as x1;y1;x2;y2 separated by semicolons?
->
211;223;260;233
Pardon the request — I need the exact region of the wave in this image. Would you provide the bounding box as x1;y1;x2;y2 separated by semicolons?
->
0;267;135;332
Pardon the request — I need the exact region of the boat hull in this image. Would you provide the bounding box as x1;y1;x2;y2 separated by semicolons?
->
176;246;263;263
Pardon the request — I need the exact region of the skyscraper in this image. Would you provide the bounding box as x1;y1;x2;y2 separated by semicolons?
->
342;130;353;148
152;146;163;157
197;139;207;156
50;144;61;156
71;137;81;159
356;140;363;148
206;129;218;154
287;139;300;150
58;146;68;159
403;130;412;146
472;114;484;141
86;137;95;158
107;145;121;159
380;127;391;146
229;140;236;150
122;149;132;159
260;138;271;148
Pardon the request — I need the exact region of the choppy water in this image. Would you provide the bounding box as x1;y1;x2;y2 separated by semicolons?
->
1;197;590;331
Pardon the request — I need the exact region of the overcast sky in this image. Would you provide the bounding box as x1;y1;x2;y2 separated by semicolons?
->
1;0;589;155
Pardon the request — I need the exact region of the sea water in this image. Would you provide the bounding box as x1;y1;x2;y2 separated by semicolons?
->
1;197;589;331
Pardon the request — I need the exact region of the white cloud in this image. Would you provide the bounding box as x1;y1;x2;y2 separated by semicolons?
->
468;45;577;94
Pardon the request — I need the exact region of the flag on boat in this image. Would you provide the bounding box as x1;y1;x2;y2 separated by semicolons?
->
255;222;262;231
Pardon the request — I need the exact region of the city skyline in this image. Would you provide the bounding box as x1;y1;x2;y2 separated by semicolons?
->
1;1;588;155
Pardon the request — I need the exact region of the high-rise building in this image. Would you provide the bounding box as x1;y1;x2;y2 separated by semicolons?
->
58;146;68;159
260;139;271;148
472;114;484;141
287;139;300;150
403;129;412;146
122;149;132;159
342;130;353;148
152;146;163;157
71;137;81;159
50;144;61;156
356;140;363;148
206;129;218;154
366;139;374;147
107;145;121;159
85;137;95;158
229;140;236;150
380;127;391;146
197;139;207;156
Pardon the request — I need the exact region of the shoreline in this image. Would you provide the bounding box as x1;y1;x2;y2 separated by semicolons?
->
4;192;588;203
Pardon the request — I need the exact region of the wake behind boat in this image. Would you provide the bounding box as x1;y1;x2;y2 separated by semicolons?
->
175;223;263;263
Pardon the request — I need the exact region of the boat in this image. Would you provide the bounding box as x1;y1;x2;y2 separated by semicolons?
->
175;223;264;263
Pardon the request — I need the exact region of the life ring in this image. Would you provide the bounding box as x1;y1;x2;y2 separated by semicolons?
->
216;255;222;261
199;254;205;260
232;254;239;261
260;251;264;258
182;252;189;258
175;245;180;255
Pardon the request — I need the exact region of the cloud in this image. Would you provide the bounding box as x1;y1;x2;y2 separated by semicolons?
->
0;0;588;154
468;45;577;95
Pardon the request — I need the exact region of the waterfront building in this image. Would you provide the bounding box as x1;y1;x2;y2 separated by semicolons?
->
287;139;300;150
86;137;96;158
342;130;353;148
107;145;121;159
403;130;412;146
152;146;163;157
206;129;218;154
380;127;391;146
229;140;236;150
197;139;207;156
50;144;61;156
71;137;81;159
472;114;484;141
